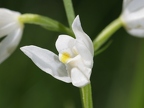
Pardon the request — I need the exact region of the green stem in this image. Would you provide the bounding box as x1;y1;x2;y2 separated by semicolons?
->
63;0;75;28
19;14;73;36
128;40;144;108
80;84;93;108
93;17;122;52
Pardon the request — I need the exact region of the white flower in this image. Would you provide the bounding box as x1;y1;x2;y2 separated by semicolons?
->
20;15;94;87
0;8;23;64
120;0;144;37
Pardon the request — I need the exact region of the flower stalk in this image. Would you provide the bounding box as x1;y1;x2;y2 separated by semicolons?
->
93;17;122;52
19;14;73;36
80;84;93;108
128;40;144;108
63;0;75;28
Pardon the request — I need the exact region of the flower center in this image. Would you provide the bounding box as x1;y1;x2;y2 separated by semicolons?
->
60;52;71;64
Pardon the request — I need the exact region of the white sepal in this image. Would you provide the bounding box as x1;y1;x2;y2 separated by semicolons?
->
0;8;21;38
0;27;23;64
72;15;94;55
20;45;71;83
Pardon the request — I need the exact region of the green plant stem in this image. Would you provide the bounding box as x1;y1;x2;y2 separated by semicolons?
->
80;84;93;108
128;40;144;108
63;0;75;28
19;14;73;36
93;17;122;52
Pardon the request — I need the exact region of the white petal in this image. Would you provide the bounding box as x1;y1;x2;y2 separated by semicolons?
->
123;0;144;11
55;35;75;53
66;55;92;81
75;41;93;68
71;68;90;87
0;8;21;38
0;8;20;24
0;27;23;64
0;22;19;38
56;35;76;58
72;15;94;55
128;28;144;37
123;0;132;9
0;8;20;17
20;45;71;83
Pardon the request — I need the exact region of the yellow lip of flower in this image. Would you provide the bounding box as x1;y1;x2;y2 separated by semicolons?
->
59;52;71;64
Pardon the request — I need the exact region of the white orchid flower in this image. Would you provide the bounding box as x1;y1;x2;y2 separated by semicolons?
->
120;0;144;37
20;15;94;87
0;8;23;64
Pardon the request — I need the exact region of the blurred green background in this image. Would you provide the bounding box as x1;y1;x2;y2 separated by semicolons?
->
0;0;144;108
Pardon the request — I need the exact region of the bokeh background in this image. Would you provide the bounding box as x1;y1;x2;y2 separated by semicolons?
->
0;0;143;108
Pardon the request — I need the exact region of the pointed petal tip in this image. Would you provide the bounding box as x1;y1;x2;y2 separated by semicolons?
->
75;15;80;20
72;15;81;28
20;46;25;51
20;45;35;50
20;45;35;57
20;45;72;83
72;15;94;55
20;46;29;52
